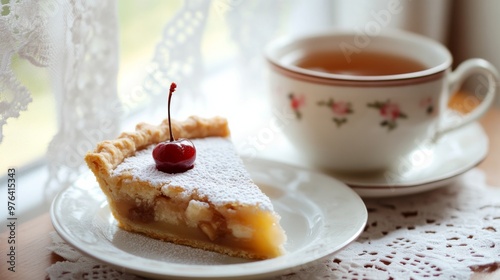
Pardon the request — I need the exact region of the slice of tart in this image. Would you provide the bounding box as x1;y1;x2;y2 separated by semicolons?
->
84;116;286;259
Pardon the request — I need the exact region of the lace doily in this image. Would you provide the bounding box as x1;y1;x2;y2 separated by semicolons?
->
46;168;500;279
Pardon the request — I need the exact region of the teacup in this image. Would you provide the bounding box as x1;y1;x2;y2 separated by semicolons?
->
265;29;499;173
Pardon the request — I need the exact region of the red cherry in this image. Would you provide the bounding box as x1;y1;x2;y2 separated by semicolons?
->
152;138;196;173
152;82;197;173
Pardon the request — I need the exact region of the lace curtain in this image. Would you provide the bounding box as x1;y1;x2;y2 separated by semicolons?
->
0;0;48;143
44;0;121;199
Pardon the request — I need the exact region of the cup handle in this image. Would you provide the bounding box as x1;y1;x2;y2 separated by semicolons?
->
436;58;499;139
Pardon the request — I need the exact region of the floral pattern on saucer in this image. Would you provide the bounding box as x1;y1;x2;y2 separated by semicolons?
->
367;100;408;131
318;98;353;127
289;93;305;120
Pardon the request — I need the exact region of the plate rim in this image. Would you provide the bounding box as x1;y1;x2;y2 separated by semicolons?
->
348;158;484;190
50;158;368;279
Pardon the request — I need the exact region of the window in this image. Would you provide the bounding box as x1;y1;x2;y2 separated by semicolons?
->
0;1;183;177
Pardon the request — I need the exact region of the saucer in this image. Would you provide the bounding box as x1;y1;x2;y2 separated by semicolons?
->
328;122;488;197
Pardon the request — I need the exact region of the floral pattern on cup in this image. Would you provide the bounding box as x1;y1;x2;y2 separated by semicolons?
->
318;99;353;127
289;93;305;119
420;97;434;115
367;100;408;131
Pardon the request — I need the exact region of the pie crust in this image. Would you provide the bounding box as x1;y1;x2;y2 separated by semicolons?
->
85;116;286;259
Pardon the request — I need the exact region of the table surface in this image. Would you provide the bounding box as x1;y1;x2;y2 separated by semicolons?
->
2;98;499;280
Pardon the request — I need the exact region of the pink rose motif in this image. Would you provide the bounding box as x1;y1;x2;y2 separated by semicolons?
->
380;102;402;121
331;101;351;117
289;93;305;119
318;99;353;127
367;100;408;131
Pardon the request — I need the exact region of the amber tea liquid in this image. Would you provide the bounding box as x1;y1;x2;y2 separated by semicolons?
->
294;50;427;76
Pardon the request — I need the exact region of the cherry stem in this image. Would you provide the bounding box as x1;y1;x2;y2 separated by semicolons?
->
168;82;177;142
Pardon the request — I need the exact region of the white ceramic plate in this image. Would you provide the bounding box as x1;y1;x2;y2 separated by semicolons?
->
51;158;367;280
328;122;488;197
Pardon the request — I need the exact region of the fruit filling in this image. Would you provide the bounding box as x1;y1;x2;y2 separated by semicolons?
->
110;189;284;258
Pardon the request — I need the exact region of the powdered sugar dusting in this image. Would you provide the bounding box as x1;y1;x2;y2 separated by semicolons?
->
113;137;273;210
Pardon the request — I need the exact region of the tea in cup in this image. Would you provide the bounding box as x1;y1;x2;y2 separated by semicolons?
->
265;29;499;172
